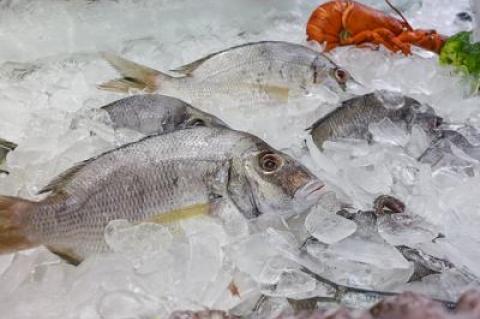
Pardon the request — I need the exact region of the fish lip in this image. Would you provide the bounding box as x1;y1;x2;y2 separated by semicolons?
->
294;179;325;204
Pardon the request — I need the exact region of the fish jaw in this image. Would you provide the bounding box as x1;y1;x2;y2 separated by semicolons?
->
292;179;326;212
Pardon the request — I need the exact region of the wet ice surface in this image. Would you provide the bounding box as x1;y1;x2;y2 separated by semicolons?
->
1;0;480;318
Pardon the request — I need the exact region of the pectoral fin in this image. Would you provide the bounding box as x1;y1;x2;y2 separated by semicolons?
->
148;203;211;224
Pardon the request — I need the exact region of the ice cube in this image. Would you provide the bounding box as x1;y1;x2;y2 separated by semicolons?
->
261;269;317;298
378;213;440;246
369;118;409;147
398;269;480;301
305;206;357;244
473;0;480;42
227;233;280;283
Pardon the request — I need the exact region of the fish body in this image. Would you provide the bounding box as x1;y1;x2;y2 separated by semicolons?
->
309;91;442;149
101;94;229;135
99;41;352;103
0;127;323;263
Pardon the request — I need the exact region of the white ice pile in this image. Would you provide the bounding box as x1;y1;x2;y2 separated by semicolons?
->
472;0;480;42
2;0;480;318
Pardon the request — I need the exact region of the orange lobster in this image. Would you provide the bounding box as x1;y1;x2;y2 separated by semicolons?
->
306;0;447;55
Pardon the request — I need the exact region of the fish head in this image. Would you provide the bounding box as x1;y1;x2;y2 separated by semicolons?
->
238;144;325;216
313;55;358;94
185;107;230;129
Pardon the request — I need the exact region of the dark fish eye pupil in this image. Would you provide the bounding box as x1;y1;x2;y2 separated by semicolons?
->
260;153;282;172
336;69;347;82
265;159;276;170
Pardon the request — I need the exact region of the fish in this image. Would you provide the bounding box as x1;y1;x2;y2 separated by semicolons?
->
418;126;480;172
308;91;442;149
0;138;17;175
335;209;468;285
100;94;229;135
0;127;324;264
98;41;353;103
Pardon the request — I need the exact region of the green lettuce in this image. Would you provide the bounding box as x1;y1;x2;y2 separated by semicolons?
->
439;31;480;78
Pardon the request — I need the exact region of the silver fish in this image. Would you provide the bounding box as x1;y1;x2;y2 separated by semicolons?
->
101;94;229;135
98;41;352;103
308;91;442;149
0;127;324;264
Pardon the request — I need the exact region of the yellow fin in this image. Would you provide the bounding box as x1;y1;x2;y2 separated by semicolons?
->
148;203;210;225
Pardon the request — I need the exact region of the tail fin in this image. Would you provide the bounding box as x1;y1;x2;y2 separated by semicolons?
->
0;195;37;253
98;52;173;93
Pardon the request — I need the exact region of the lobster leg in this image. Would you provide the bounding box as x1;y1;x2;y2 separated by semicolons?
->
307;26;340;51
343;28;412;55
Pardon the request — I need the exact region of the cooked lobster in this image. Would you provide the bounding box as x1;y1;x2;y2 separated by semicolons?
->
306;0;447;55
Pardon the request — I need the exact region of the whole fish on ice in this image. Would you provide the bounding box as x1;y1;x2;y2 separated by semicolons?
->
98;41;353;103
100;94;229;135
0;127;324;264
308;91;442;149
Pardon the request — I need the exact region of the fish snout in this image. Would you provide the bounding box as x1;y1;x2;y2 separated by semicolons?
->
293;179;325;206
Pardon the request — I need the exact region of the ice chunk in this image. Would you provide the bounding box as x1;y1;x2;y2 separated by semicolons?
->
306;211;413;289
305;206;357;244
104;220;173;254
397;269;480;301
369;118;409;147
97;291;157;319
473;0;480;42
228;233;281;283
345;163;393;194
406;125;431;158
378;213;440;246
261;269;317;298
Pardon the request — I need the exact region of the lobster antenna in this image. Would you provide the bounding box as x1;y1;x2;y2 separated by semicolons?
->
385;0;414;31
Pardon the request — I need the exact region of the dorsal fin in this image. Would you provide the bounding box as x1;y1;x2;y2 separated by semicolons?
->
38;158;94;195
169;54;216;75
169;41;276;75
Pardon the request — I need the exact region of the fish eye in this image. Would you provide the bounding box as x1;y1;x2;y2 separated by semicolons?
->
258;152;283;173
334;68;349;84
188;118;205;126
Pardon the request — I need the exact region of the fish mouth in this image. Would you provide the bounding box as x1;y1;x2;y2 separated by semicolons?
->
293;179;325;205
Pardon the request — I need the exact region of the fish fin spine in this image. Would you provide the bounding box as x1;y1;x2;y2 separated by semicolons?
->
0;195;38;253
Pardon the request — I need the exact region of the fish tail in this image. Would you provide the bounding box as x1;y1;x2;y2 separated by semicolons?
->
0;195;38;254
98;52;174;93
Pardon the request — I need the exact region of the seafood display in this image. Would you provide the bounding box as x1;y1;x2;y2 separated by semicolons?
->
306;0;446;54
0;0;480;318
99;41;352;102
